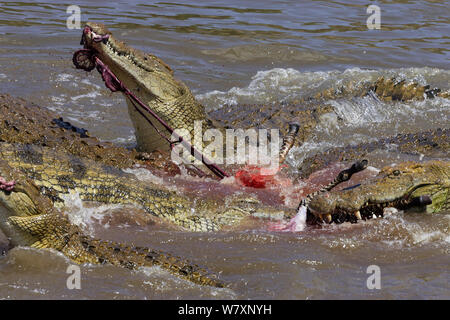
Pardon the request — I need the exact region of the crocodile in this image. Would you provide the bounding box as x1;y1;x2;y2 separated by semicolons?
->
1;140;447;236
0;108;448;287
1;93;447;178
0;158;224;287
0;94;143;169
299;128;449;178
0;22;446;177
306;161;449;224
79;22;449;156
79;22;221;154
1;22;448;290
0;93;197;177
1;91;447;220
0;142;296;232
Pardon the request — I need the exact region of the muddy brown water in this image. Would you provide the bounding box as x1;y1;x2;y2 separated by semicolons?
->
0;0;449;299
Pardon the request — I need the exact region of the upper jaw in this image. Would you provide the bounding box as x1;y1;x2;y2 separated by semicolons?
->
80;24;110;50
308;198;394;224
306;185;432;225
79;23;156;74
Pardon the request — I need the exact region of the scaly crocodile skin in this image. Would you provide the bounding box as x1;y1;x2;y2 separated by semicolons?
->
0;160;224;287
307;161;450;223
0;94;143;168
81;22;221;153
0;142;295;232
81;22;449;153
299;128;449;178
1;22;448;288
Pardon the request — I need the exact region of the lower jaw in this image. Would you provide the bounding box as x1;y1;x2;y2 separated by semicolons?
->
307;205;388;225
307;194;431;225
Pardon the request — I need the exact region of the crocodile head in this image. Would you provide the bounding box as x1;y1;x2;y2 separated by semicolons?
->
81;22;180;101
0;160;58;247
80;22;210;153
307;161;449;224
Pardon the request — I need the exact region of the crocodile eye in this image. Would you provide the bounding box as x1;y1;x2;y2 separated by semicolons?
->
392;170;400;176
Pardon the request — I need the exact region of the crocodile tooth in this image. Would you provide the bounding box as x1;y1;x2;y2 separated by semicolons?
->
354;211;362;220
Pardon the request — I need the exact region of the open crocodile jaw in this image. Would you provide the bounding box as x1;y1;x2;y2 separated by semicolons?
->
306;161;449;225
80;23;211;154
81;23;179;101
307;194;425;225
306;192;393;225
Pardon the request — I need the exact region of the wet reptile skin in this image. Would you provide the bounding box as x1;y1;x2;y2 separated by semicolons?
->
0;94;143;169
0;22;448;287
299;128;449;178
0;142;295;232
0;159;224;287
82;22;222;154
0;94;197;176
1;95;448;229
307;161;450;223
82;22;449;152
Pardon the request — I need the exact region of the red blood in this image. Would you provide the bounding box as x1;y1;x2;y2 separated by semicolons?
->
235;165;280;188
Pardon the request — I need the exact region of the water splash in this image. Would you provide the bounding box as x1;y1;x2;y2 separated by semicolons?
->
198;67;449;109
61;191;124;236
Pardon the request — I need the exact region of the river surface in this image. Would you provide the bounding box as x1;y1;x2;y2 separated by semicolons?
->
0;0;449;299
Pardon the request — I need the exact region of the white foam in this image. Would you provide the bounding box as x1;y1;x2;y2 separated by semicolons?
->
267;205;307;232
383;213;450;246
80;78;101;89
50;95;66;106
71;91;102;101
54;73;74;82
412;230;447;245
198;67;341;109
61;190;124;235
111;135;136;145
122;167;166;187
198;67;449;132
330;95;388;125
291;205;307;231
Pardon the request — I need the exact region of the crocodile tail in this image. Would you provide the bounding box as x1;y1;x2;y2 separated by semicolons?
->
8;213;225;287
75;235;226;288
